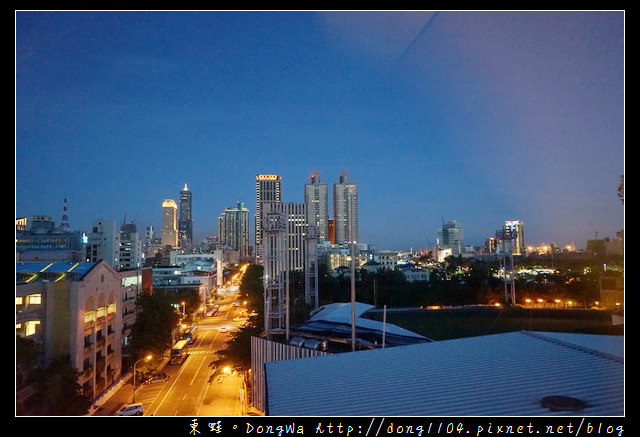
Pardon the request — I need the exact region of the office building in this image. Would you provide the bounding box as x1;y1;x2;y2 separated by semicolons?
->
255;174;282;249
178;183;193;250
503;220;526;255
218;201;249;258
304;171;329;242
436;220;464;256
16;215;87;263
161;199;178;248
333;171;358;245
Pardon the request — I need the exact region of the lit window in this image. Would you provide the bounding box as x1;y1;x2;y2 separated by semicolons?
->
28;294;42;305
96;307;106;319
25;320;40;336
16;297;23;305
107;303;116;314
84;311;95;324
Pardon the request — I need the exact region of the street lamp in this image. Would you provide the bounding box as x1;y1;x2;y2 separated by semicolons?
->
181;301;186;319
132;354;152;403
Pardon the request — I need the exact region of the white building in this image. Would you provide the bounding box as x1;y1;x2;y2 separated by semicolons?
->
88;219;120;268
333;171;358;245
304;171;329;242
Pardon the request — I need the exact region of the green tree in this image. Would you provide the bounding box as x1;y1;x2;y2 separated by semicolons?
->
128;293;180;359
35;356;91;415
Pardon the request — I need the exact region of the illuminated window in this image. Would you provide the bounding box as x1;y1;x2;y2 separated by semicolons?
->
84;310;95;324
107;303;116;314
28;294;42;305
96;307;106;319
25;320;40;336
16;297;23;305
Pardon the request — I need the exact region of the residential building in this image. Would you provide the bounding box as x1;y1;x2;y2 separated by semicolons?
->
333;171;358;245
255;174;282;250
304;171;329;242
16;215;87;263
218;201;249;258
88;219;120;269
119;222;142;270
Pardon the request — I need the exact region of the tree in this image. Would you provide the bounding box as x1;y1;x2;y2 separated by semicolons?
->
35;356;91;415
128;293;180;359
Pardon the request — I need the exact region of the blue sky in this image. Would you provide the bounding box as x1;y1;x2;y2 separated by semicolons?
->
16;11;624;251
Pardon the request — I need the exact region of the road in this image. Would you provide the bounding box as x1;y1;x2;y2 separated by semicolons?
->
134;293;247;416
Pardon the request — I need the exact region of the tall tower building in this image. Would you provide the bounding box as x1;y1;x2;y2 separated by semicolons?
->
436;220;464;256
304;171;329;242
333;171;359;245
161;199;178;248
255;174;282;249
119;222;142;270
178;183;193;250
503;220;526;255
218;201;249;258
280;202;307;272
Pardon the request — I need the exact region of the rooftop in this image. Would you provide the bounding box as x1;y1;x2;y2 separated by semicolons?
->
265;330;624;416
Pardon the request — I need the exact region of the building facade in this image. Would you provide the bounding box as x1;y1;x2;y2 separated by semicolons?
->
333;172;358;245
304;171;329;242
178;183;193;250
255;174;282;250
436;220;464;256
16;261;124;404
88;219;120;268
161;199;178;248
218;201;249;258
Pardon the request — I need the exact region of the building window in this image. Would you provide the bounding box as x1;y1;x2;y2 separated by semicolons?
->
27;294;42;305
25;320;40;336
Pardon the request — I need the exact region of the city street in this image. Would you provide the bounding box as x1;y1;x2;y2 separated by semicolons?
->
95;291;248;416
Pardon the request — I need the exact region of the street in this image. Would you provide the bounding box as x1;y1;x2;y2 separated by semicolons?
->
96;291;249;416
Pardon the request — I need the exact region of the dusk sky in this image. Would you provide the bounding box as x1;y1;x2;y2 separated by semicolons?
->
16;11;624;251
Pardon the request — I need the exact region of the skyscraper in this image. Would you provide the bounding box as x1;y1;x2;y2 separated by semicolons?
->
178;183;193;249
333;171;358;245
436;220;464;256
161;199;178;248
218;201;249;258
304;171;329;242
280;202;307;272
255;174;282;249
503;220;526;255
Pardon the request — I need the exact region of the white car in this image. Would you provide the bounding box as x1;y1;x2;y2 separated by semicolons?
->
116;403;144;416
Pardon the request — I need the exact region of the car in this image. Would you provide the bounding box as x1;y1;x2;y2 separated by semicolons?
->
218;327;228;333
116;403;144;416
143;373;170;384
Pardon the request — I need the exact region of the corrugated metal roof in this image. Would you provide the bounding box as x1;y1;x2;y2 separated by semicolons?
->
265;330;624;416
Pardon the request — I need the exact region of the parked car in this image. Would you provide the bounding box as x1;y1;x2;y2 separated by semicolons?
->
143;373;170;384
116;403;144;416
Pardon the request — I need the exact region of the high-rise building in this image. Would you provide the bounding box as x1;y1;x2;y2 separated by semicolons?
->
88;219;120;268
119;222;143;270
304;171;329;242
178;183;193;250
333;171;359;245
255;174;282;249
503;220;526;255
436;220;464;256
218;201;249;258
161;199;178;248
280;202;307;272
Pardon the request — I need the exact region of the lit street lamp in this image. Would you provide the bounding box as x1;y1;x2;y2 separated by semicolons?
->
132;354;152;403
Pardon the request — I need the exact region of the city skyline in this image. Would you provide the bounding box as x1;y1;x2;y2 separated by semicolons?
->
16;11;624;251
